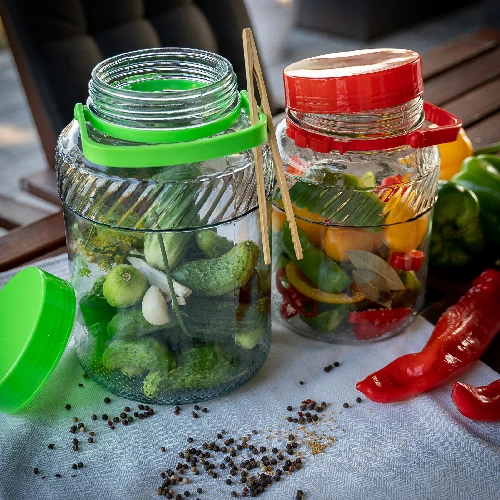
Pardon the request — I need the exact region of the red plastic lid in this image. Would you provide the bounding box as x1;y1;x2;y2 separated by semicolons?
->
283;48;423;114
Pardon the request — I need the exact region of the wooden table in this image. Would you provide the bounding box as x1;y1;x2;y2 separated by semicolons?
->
1;26;500;368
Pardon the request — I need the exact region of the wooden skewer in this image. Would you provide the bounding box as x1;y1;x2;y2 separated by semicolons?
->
243;28;303;260
243;29;271;265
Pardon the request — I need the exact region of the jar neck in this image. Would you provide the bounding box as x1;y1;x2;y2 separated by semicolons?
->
87;48;239;130
287;97;425;140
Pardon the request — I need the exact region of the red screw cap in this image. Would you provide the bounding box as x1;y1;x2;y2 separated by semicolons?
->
283;48;423;114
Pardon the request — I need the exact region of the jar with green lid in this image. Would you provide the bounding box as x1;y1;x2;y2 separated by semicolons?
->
56;48;274;404
272;48;461;344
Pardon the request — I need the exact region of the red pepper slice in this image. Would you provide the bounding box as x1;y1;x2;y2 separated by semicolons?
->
381;174;404;187
451;379;500;422
375;174;409;202
356;269;500;403
389;250;425;271
349;307;413;324
349;307;413;340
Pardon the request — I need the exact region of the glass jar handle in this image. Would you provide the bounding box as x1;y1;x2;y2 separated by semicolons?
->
74;91;268;167
408;102;462;148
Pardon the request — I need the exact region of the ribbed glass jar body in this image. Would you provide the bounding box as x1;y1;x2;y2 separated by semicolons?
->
272;98;439;344
57;48;273;403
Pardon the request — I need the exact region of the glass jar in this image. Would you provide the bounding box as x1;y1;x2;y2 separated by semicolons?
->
272;49;461;344
56;48;274;404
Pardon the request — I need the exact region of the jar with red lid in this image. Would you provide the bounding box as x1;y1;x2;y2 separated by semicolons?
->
272;48;461;343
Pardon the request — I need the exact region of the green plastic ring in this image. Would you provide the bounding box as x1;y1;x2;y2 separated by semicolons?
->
75;91;268;168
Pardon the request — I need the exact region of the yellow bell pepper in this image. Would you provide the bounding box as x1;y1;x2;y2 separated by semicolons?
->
438;127;473;181
382;190;429;253
285;262;365;304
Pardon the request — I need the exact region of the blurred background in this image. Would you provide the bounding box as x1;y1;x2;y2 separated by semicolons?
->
0;0;497;236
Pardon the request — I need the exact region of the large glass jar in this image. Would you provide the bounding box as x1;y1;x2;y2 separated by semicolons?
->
56;48;274;404
272;49;461;344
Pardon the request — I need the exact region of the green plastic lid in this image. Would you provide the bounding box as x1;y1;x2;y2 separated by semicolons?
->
0;267;76;414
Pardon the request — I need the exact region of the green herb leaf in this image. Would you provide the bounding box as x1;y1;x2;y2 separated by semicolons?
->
347;250;405;291
352;270;392;308
286;177;386;227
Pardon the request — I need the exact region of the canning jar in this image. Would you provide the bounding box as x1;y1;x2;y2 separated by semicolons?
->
56;48;274;404
272;48;461;344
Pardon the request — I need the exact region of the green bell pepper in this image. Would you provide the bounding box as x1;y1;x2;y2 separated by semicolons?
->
452;154;500;245
281;221;350;293
429;181;484;269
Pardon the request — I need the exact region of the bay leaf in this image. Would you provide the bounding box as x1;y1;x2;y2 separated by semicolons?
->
353;270;392;308
346;250;405;291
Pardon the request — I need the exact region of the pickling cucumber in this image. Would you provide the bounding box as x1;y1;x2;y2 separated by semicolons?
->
102;337;175;377
172;241;259;296
196;230;234;258
107;306;177;339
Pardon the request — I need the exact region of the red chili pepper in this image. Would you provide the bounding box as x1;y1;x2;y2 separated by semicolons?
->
451;379;500;422
389;250;425;271
276;268;318;319
349;307;413;340
356;269;500;403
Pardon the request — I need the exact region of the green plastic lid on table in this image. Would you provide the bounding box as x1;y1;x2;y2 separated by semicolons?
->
0;267;76;414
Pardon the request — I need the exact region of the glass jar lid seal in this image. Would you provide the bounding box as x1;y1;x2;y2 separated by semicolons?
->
283;48;423;114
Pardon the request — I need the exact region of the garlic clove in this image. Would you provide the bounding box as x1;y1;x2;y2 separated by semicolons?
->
142;285;170;326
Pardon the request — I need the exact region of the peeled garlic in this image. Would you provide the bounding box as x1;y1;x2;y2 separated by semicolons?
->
142;286;170;326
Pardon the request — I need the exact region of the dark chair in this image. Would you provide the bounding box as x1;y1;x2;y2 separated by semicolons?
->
0;0;279;205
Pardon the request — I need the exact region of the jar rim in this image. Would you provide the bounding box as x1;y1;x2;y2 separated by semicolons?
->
91;47;235;99
87;48;239;130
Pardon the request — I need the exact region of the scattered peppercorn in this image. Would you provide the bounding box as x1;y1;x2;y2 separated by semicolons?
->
333;362;340;367
192;412;198;419
101;414;108;420
55;474;62;478
296;489;304;499
343;403;349;408
78;383;84;387
33;468;39;474
193;405;200;410
356;397;362;403
88;438;94;443
124;406;131;412
91;414;97;421
48;444;55;450
65;404;71;410
299;381;304;385
104;397;111;404
82;372;88;378
324;365;333;372
77;463;84;468
201;408;208;413
161;447;166;452
120;412;127;419
71;464;77;470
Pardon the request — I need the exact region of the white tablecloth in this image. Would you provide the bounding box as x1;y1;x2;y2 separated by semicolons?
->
1;255;499;500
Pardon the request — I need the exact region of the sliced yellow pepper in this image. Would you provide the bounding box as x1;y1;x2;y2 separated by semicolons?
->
285;262;365;304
